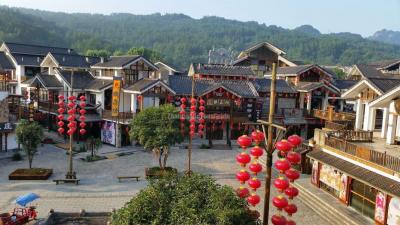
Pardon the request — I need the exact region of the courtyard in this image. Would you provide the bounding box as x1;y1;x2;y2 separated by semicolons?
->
0;142;325;224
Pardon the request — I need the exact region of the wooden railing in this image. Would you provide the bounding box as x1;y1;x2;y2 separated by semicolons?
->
38;101;58;113
325;136;400;173
102;110;135;123
330;130;373;142
325;121;354;131
313;108;356;121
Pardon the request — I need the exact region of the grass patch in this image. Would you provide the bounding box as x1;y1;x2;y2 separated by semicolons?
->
85;155;107;162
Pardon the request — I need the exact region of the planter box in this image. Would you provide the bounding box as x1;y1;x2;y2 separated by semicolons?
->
9;168;53;180
145;167;177;179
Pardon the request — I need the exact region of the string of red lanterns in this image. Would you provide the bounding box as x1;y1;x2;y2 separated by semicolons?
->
57;95;65;135
235;130;265;215
189;98;196;137
79;95;87;135
272;135;303;225
66;95;77;136
179;97;187;136
198;98;205;137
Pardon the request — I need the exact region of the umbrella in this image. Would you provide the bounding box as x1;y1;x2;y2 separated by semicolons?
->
14;193;40;207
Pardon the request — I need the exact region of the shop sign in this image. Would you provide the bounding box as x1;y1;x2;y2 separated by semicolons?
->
207;98;230;106
0;122;14;131
311;160;319;185
387;197;400;225
111;77;122;117
375;191;386;224
101;121;115;145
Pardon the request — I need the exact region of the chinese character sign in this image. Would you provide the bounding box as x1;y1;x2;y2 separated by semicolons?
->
111;78;122;117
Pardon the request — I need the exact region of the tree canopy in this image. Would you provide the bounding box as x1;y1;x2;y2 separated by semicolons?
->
111;173;260;225
15;120;44;168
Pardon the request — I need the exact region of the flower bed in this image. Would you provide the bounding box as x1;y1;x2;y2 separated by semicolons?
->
145;167;177;179
9;168;53;180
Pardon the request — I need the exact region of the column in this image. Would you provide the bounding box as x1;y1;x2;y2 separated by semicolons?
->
131;94;137;113
339;100;344;112
367;107;376;131
306;95;311;112
299;93;304;109
381;108;389;138
322;92;329;110
387;101;397;144
5;133;7;152
363;103;370;131
115;123;122;148
354;99;364;130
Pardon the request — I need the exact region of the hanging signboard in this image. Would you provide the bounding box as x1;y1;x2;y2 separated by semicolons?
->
111;77;122;117
311;160;319;185
375;191;386;224
387;197;400;225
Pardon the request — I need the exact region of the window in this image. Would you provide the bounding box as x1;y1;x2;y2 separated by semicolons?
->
350;179;376;219
89;94;96;105
123;69;139;86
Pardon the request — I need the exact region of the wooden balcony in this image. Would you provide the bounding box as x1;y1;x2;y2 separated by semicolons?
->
324;136;400;173
325;121;354;131
102;110;135;123
330;130;373;142
313;108;356;121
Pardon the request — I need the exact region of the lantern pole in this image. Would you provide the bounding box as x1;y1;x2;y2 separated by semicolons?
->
263;62;277;224
187;74;195;176
66;69;76;180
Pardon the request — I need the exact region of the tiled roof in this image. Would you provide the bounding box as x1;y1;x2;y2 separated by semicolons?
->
0;52;14;70
168;75;258;98
85;79;113;91
4;42;75;55
51;53;100;68
252;78;297;93
308;150;400;198
124;79;160;92
21;73;62;89
355;64;385;78
192;63;255;76
266;64;337;79
334;79;358;90
294;82;324;92
368;59;400;69
12;53;43;66
92;55;141;68
368;77;400;93
56;69;95;89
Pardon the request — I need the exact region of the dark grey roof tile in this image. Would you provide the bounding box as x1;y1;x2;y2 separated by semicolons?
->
193;63;255;76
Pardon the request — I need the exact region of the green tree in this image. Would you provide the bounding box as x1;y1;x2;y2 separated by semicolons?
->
332;67;347;79
85;49;111;58
129;104;182;169
111;173;260;225
15;120;44;169
113;50;125;56
127;47;162;62
86;136;102;157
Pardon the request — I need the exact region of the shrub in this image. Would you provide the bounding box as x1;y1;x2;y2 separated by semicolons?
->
111;173;260;225
12;152;22;161
200;143;210;149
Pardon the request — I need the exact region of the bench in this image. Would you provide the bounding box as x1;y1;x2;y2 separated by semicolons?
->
117;176;140;182
53;179;80;185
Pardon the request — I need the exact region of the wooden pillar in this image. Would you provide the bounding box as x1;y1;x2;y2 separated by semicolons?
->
0;133;3;152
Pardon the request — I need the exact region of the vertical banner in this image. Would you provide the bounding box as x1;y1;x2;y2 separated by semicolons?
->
111;77;122;117
311;160;319;185
375;191;386;224
387;197;400;225
101;121;116;145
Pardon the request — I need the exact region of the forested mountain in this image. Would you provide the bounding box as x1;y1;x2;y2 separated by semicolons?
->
1;6;400;69
369;29;400;46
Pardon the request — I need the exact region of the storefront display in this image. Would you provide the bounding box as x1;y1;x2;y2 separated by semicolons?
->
319;164;348;201
101;121;116;145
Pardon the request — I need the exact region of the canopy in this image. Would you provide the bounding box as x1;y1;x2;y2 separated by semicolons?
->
14;193;40;206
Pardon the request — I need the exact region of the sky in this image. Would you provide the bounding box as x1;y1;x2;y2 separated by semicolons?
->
1;0;399;37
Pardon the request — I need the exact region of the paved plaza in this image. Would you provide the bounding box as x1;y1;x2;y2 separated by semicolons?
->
0;142;325;224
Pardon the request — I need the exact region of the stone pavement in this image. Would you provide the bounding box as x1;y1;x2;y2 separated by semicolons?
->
0;143;334;224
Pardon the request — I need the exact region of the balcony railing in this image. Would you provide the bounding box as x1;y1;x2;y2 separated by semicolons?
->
324;136;400;173
314;109;356;121
325;121;354;131
330;130;373;142
102;110;135;123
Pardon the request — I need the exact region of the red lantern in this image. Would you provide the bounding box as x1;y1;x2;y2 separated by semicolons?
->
198;130;203;136
180;97;187;103
286;220;296;225
236;187;250;198
274;158;291;173
58;95;64;100
79;115;86;121
250;146;263;159
199;99;205;105
189;131;195;137
284;203;297;216
57;108;65;114
190;105;196;111
272;195;288;210
67;129;74;136
80;102;86;108
67;109;75;115
198;124;204;130
236;170;250;184
67;116;76;121
189;118;195;123
248;162;262;175
237;135;252;149
273;177;289;192
67;102;75;108
251;130;264;144
248;178;261;191
199;112;205;117
179;110;185;115
57;121;64;127
284;186;299;199
58;102;64;108
286;152;301;165
288;135;302;147
68;96;75;101
79;129;86;135
79;122;86;128
236;152;251;167
199;105;205;111
271;215;287;225
247;194;260;206
57;127;64;134
190;98;196;104
79;95;86;101
275;140;293;152
79;109;86;115
57;115;64;120
199;118;205;124
285;169;300;182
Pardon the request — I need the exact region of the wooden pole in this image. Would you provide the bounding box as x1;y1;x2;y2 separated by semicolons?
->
263;63;277;225
67;70;75;179
187;74;195;176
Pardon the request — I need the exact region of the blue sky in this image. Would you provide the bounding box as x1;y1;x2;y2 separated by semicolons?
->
2;0;399;37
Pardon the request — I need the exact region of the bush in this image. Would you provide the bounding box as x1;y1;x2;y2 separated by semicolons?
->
111;173;260;225
85;155;104;162
200;144;210;149
12;152;22;161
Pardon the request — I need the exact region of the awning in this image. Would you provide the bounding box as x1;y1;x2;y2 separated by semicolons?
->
307;150;400;198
